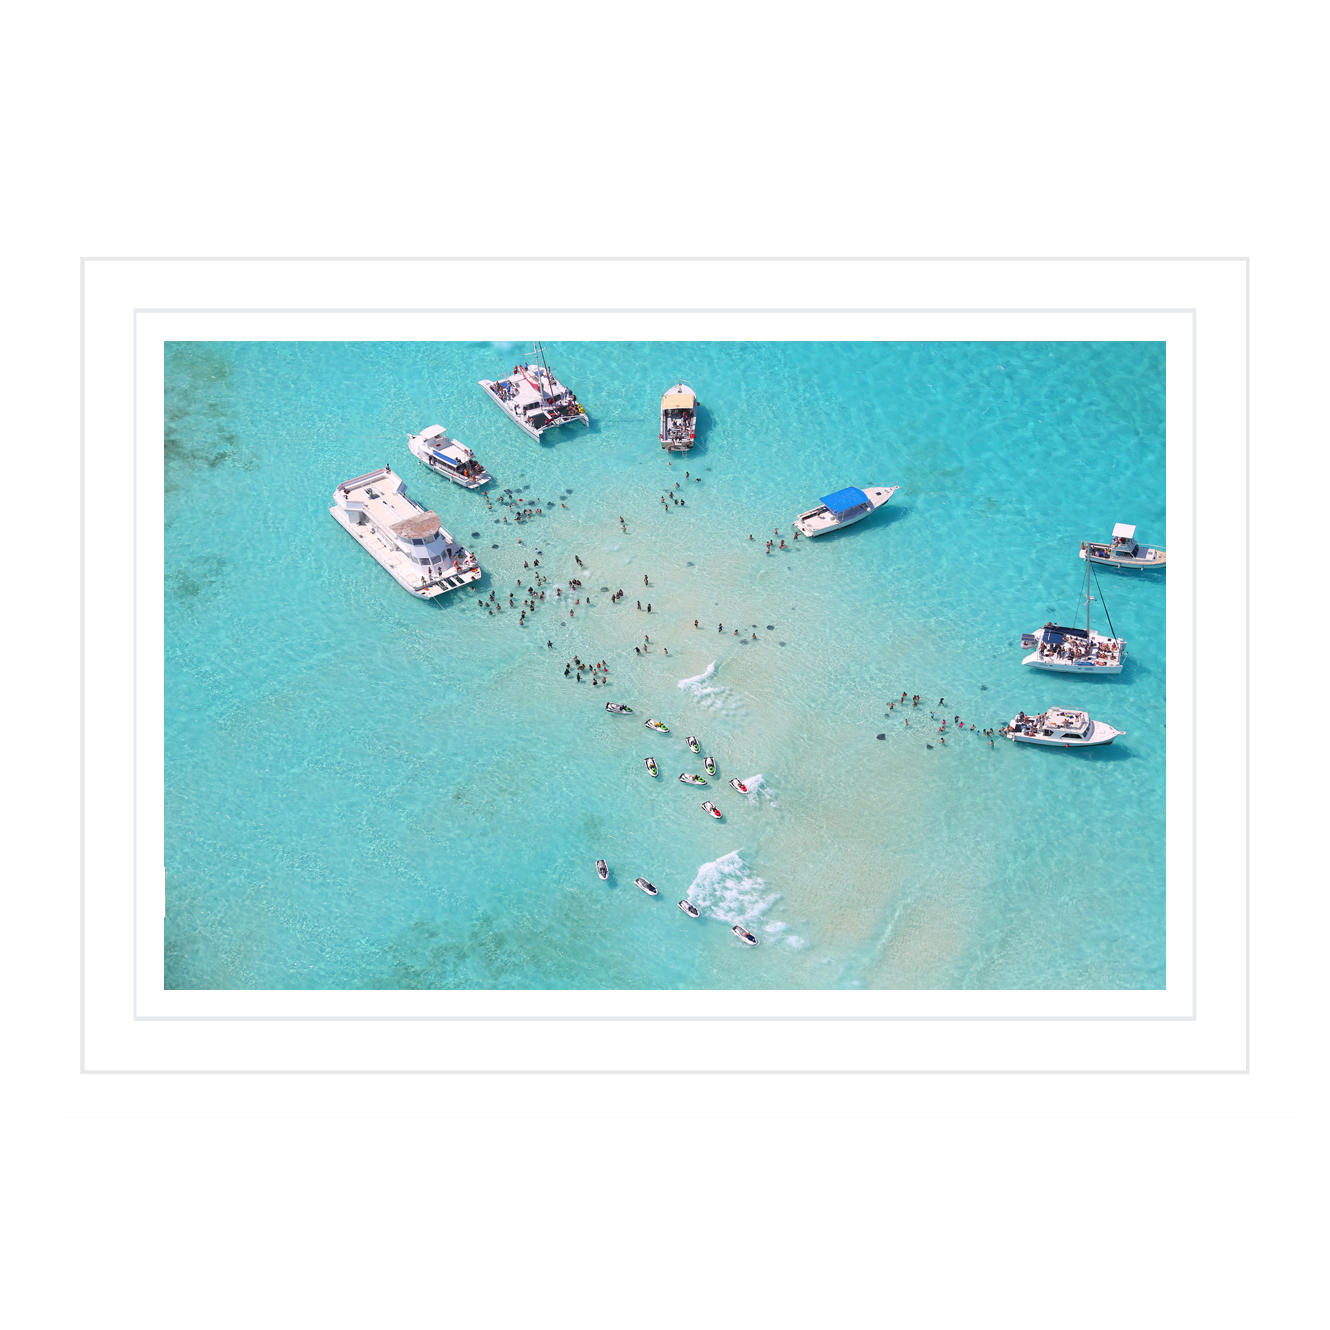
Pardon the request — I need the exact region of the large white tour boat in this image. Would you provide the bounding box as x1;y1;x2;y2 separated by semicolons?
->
1022;557;1126;674
660;383;697;450
329;466;481;599
1000;707;1124;748
793;486;899;538
478;342;589;441
407;425;491;489
1080;523;1166;571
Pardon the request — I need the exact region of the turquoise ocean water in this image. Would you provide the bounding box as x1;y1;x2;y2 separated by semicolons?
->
164;340;1166;989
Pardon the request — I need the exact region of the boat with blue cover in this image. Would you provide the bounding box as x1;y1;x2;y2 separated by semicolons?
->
407;425;491;488
794;485;899;537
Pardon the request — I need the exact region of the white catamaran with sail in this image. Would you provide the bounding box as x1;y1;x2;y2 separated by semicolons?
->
479;342;589;441
1021;557;1126;674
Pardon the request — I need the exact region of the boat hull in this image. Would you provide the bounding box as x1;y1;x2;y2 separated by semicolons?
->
1022;652;1124;675
1010;721;1123;747
1080;545;1166;571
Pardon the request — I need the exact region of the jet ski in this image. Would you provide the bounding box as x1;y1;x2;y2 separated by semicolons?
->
596;860;608;880
732;925;758;946
645;719;670;733
635;877;659;896
678;900;701;918
644;757;659;777
701;801;722;819
728;778;748;794
678;772;707;786
686;736;701;754
605;702;633;715
703;756;717;776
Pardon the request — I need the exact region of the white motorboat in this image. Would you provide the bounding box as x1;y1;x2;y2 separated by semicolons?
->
1022;557;1126;674
329;467;481;599
678;899;701;918
407;425;492;489
635;877;659;896
596;860;609;880
660;383;697;451
1000;707;1124;748
732;925;758;946
1080;523;1166;571
478;342;589;441
794;486;899;538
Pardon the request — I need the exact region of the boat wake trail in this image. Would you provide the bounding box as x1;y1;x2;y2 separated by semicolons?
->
677;660;739;715
686;850;806;948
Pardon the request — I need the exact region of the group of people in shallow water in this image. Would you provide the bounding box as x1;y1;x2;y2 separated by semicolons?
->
881;692;1000;746
566;656;611;684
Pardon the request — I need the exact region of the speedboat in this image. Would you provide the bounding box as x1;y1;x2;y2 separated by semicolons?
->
406;425;491;489
701;801;722;819
1000;707;1124;748
478;342;589;441
605;702;634;714
678;899;701;918
794;486;899;538
1022;557;1126;674
1080;524;1165;570
703;756;717;776
644;757;659;777
678;773;707;786
660;383;698;451
732;926;758;946
595;860;609;880
728;778;749;794
329;467;482;599
645;719;670;734
686;736;701;754
635;877;659;896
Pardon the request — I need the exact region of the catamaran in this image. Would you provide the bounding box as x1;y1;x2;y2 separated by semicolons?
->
660;383;697;450
329;466;481;599
793;486;899;538
1022;557;1126;674
1080;523;1166;571
407;425;491;489
479;342;589;441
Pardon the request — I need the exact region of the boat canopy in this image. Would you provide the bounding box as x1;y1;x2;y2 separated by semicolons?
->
418;425;446;440
1112;523;1137;541
821;487;869;514
662;391;695;410
392;511;441;540
1043;624;1089;644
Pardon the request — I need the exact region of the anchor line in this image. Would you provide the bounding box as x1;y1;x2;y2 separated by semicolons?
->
1090;562;1117;639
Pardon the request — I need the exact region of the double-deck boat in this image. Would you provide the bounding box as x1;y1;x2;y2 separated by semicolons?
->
1080;523;1166;571
1022;558;1126;674
407;425;491;489
329;466;481;599
478;342;589;440
1000;707;1124;748
793;486;899;538
660;383;697;450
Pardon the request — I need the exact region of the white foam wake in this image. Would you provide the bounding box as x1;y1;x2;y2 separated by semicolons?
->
684;850;809;947
738;774;776;808
677;660;738;714
685;849;776;925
